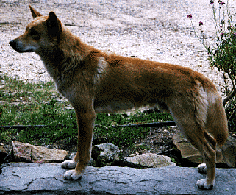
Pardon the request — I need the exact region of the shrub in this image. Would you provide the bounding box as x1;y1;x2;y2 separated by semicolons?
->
187;0;236;132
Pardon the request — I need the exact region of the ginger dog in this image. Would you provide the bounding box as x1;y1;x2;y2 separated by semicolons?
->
10;6;229;190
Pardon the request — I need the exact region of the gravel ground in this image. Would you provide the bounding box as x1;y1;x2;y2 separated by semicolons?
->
1;0;236;96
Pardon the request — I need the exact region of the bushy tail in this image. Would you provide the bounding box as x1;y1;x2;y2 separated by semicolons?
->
207;93;228;147
206;93;235;167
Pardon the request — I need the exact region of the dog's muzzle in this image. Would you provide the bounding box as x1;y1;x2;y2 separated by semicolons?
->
10;40;17;49
10;39;34;53
10;39;22;52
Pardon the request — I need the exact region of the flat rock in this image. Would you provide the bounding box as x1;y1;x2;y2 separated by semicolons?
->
173;133;203;163
12;141;68;163
0;163;236;194
222;136;236;167
124;153;176;168
0;143;7;162
173;133;236;167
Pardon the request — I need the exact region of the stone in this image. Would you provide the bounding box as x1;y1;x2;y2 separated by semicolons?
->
124;153;175;168
92;144;176;168
1;163;236;194
12;141;68;163
92;143;122;166
0;143;7;163
222;136;236;167
173;133;236;167
173;133;202;164
0;143;6;154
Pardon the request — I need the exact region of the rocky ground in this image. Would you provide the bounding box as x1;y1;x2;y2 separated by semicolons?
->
1;163;236;194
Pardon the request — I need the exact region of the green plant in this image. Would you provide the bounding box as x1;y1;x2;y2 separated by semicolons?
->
187;0;236;132
94;112;173;147
1;74;173;148
0;74;77;145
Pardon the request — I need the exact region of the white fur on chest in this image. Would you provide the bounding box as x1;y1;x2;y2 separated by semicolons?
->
94;57;108;84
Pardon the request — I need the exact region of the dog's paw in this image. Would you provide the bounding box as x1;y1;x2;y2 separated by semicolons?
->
198;163;207;174
64;170;82;180
196;179;214;190
61;160;77;169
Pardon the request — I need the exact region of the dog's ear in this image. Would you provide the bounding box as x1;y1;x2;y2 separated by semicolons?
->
46;12;62;41
29;5;42;18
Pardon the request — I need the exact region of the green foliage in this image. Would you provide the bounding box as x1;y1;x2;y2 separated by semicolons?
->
208;30;236;82
207;1;236;132
94;112;173;147
188;0;236;132
0;99;78;146
0;74;173;148
0;74;77;146
207;21;236;132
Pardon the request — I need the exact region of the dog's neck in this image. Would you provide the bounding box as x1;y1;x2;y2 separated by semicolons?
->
59;28;91;61
37;28;91;83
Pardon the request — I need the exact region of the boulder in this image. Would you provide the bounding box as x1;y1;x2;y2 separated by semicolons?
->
1;163;236;194
12;141;68;163
92;143;122;166
222;135;236;167
173;133;202;165
92;144;176;168
173;133;236;167
0;143;7;163
124;153;175;168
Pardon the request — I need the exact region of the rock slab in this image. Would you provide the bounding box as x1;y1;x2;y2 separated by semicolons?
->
173;133;236;167
12;141;68;163
124;153;176;168
0;163;236;195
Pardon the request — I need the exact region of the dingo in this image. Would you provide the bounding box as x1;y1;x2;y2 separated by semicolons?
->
10;5;229;190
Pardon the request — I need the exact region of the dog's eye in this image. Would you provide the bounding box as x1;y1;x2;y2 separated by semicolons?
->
30;29;40;40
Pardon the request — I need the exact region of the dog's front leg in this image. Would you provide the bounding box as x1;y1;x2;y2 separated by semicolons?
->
63;108;95;180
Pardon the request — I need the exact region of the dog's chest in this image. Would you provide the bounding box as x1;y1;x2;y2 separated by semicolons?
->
93;57;108;85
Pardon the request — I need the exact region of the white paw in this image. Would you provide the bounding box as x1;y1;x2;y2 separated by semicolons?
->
196;179;214;190
61;160;77;169
198;163;207;174
64;169;82;180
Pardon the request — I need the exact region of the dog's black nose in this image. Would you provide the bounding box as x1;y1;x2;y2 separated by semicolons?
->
10;40;16;48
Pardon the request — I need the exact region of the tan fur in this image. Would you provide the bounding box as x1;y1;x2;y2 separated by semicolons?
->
10;5;229;189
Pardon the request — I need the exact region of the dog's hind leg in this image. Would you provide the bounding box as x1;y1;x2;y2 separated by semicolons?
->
180;123;216;189
197;132;217;175
195;93;229;188
182;124;216;189
195;132;216;190
63;108;95;180
167;97;216;190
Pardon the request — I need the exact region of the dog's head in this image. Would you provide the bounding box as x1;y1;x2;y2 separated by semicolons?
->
10;5;62;53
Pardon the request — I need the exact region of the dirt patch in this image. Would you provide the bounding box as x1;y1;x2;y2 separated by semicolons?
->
1;0;235;94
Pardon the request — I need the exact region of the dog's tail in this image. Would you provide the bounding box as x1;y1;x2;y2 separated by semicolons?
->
205;91;228;147
205;91;235;167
